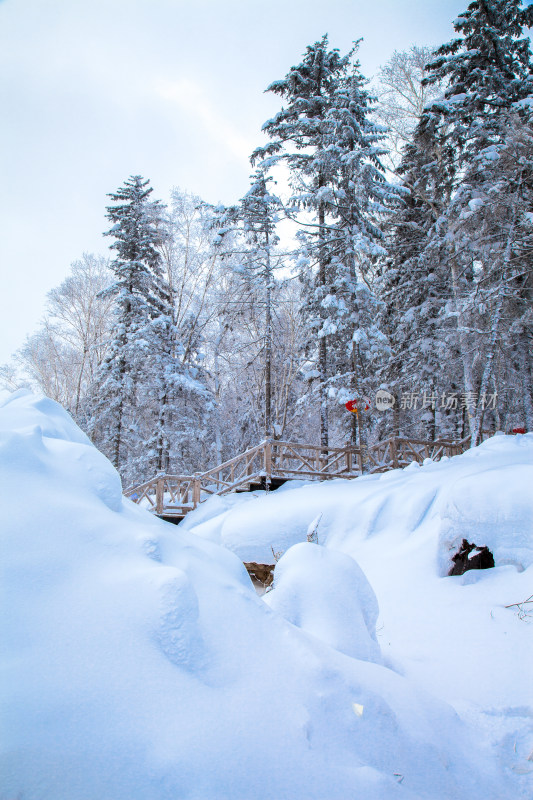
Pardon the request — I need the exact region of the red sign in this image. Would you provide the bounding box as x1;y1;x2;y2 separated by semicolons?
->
345;398;370;413
512;427;526;434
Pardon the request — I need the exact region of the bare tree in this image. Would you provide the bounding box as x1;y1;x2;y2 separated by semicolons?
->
47;254;113;412
5;253;112;415
372;46;443;170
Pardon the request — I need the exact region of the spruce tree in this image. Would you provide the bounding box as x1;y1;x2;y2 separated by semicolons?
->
252;36;352;446
253;37;399;446
422;0;533;441
378;114;459;439
323;62;402;445
216;170;281;438
88;176;174;481
212;171;282;439
424;0;533;166
381;2;533;443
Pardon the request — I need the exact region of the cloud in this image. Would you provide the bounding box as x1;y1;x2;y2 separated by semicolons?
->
156;78;252;163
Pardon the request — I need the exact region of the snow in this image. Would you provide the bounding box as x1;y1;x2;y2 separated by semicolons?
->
1;391;530;798
264;542;382;664
187;431;533;796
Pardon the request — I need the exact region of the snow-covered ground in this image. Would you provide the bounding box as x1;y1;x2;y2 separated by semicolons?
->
1;391;531;799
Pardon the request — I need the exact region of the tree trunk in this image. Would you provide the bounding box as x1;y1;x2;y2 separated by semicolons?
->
449;249;477;438
213;327;224;465
318;200;328;448
518;329;533;431
471;221;515;445
393;393;401;437
156;391;169;473
264;234;272;439
471;289;504;446
350;341;359;446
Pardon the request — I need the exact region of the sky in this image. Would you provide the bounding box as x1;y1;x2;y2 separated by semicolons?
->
0;0;466;365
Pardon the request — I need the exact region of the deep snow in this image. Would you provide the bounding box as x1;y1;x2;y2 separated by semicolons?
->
0;391;531;799
185;430;533;796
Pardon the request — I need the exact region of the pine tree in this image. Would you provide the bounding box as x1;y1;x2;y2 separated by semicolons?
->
445;113;533;439
421;0;533;441
323;62;402;445
381;2;533;443
211;171;283;439
253;36;399;446
88;176;174;481
378;113;460;439
424;0;533;166
252;35;353;446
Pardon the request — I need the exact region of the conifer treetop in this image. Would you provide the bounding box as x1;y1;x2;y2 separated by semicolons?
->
424;0;533;115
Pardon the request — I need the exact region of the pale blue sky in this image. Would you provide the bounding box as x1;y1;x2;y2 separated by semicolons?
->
0;0;465;363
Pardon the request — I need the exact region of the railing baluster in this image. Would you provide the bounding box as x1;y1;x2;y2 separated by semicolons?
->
156;479;164;514
264;441;272;480
390;437;398;469
192;478;200;508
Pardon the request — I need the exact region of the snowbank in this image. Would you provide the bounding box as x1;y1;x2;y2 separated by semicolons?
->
185;431;533;795
0;390;511;799
190;434;533;574
264;542;382;663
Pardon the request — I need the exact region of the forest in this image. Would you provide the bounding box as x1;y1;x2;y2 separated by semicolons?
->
2;0;532;486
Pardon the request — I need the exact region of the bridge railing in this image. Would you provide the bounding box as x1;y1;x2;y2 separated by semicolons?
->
196;442;267;497
268;440;362;478
366;436;464;471
125;434;475;517
124;440;363;515
124;474;199;515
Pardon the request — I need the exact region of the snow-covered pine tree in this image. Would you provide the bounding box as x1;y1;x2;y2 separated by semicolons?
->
323;61;402;445
252;35;351;446
211;170;283;439
424;0;533;166
421;0;533;441
378;113;461;440
88;176;176;483
444;112;533;439
253;36;399;446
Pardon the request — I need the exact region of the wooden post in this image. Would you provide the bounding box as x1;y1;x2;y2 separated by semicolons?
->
156;479;164;515
264;440;272;482
357;447;363;474
192;478;201;509
346;447;352;473
390;437;398;469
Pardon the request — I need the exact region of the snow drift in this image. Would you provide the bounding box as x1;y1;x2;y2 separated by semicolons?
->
264;541;382;664
186;430;533;796
0;391;526;799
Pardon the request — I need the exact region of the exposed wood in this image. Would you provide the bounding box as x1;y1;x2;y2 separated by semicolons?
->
244;562;275;588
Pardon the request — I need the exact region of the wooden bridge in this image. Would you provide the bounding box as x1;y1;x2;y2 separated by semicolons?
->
125;435;468;522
